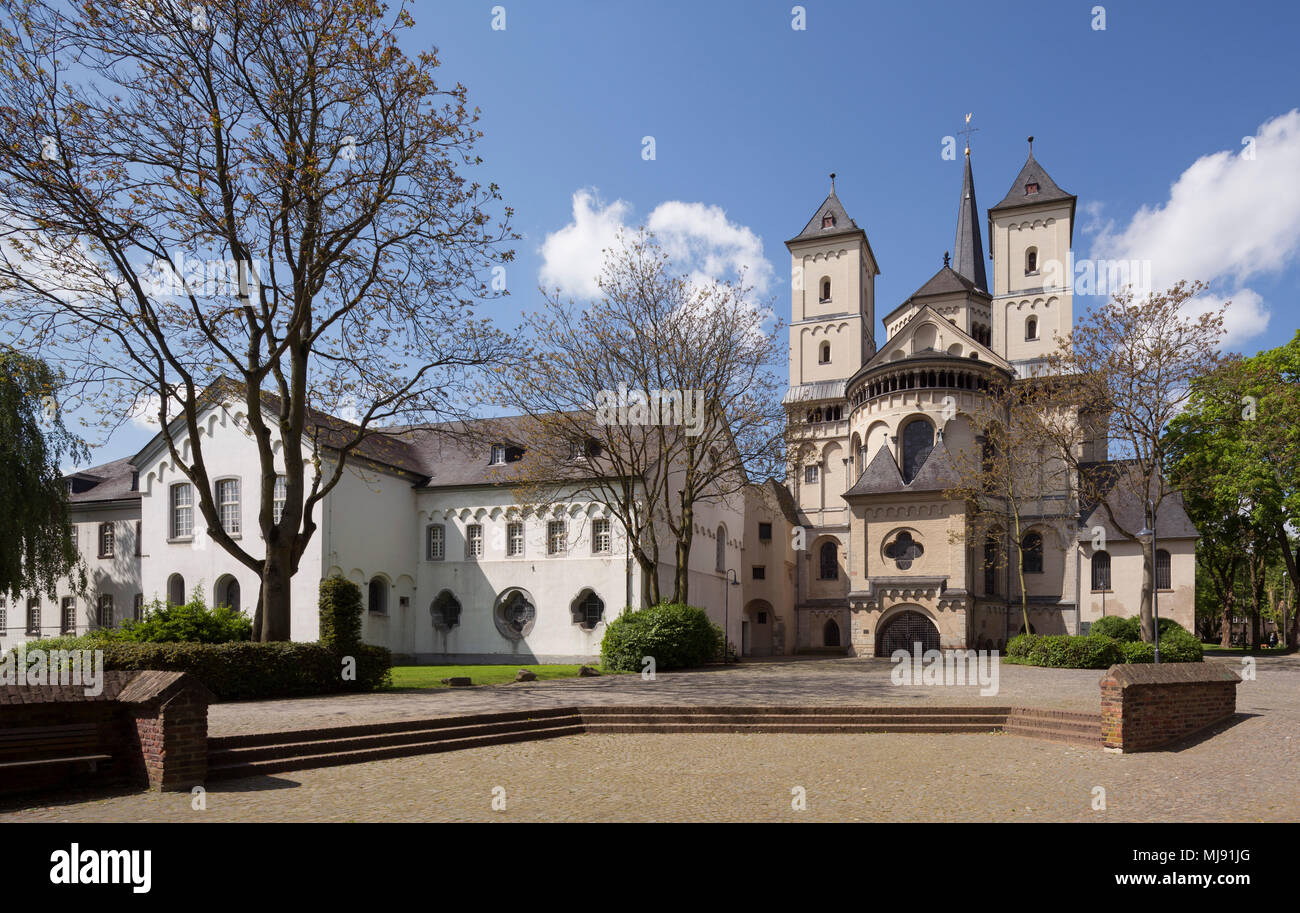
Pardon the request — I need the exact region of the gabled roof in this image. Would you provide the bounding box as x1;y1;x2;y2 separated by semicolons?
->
952;152;988;292
989;149;1076;215
843;441;960;498
859;304;1013;376
786;182;881;273
905;263;989;302
1078;461;1199;540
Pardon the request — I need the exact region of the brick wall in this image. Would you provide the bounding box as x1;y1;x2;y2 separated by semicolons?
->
1100;662;1241;752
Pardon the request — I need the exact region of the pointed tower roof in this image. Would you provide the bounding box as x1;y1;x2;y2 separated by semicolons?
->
990;139;1076;216
786;175;878;272
952;151;988;292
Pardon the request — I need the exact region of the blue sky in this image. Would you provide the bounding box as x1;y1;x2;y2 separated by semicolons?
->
86;0;1300;462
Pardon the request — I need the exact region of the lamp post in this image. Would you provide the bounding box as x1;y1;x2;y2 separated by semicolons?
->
1138;500;1161;664
725;568;740;663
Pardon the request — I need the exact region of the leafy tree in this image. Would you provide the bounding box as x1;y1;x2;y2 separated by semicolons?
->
1048;281;1227;643
0;1;514;639
0;349;86;600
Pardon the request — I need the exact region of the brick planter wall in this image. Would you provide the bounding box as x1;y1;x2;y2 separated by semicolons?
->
1100;662;1241;752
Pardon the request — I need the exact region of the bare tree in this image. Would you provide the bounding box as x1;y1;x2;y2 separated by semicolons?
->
0;0;514;639
496;229;786;606
1046;281;1226;642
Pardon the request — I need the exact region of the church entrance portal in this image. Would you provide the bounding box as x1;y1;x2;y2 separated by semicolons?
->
876;610;940;655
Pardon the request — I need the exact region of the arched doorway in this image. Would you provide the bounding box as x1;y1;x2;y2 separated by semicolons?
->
214;575;241;613
876;610;940;654
823;618;841;647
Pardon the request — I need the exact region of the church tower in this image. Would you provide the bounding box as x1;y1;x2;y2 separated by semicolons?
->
987;139;1077;372
785;176;879;393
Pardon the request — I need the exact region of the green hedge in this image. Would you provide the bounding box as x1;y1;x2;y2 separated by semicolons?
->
1008;625;1202;668
600;603;724;672
1090;615;1187;643
92;641;391;701
318;574;362;654
1005;633;1124;669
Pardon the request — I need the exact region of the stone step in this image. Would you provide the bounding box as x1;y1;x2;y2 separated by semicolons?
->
579;713;1009;727
209;714;585;765
209;706;580;750
1003;723;1101;746
584;722;1004;735
206;721;585;780
577;705;1014;717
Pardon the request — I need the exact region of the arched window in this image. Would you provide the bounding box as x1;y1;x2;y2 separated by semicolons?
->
368;577;388;614
1025;315;1038;340
1025;246;1038;274
819;541;838;580
167;573;186;606
215;576;241;613
823;618;841;647
1021;531;1043;574
820;278;831;301
1156;549;1171;590
431;590;461;629
715;525;727;573
900;418;934;484
1091;551;1112;591
819;341;831;364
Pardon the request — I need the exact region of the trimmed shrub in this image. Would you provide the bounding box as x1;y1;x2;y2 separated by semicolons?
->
600;603;724;672
1156;624;1203;662
1121;640;1156;663
96;641;391;701
1004;633;1123;669
1090;615;1139;642
318;574;363;653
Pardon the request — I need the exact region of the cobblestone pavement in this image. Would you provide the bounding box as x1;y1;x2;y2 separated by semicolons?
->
204;652;1294;737
1;654;1294;822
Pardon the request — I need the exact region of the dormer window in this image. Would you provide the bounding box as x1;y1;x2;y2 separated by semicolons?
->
1025;182;1039;194
490;443;506;465
821;213;835;228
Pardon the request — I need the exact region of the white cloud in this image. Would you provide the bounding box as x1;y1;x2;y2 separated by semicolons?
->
539;189;774;299
1087;109;1300;349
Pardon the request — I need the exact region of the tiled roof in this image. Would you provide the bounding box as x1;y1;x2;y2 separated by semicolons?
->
989;150;1075;213
1078;461;1199;540
952;152;988;292
65;458;139;504
844;441;960;498
788;189;861;243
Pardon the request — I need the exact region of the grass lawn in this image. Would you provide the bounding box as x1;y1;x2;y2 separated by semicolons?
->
386;664;612;690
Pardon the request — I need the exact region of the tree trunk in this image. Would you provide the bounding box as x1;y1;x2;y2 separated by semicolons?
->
258;546;293;641
671;497;695;605
1219;588;1234;649
1139;539;1156;642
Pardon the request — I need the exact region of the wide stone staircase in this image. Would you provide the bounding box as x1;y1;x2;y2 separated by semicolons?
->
206;703;1103;780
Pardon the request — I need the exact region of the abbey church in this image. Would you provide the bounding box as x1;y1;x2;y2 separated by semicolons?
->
742;141;1198;657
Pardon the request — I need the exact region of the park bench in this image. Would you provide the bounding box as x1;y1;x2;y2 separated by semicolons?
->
0;723;112;777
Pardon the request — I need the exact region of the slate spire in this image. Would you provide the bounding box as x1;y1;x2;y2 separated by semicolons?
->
952;149;988;292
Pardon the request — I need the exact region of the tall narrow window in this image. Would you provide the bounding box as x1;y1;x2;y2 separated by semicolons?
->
804;464;819;485
592;518;611;554
1021;532;1044;574
1025;247;1038;273
133;593;145;622
1025;315;1039;340
901;418;935;484
819;341;831;364
96;594;114;629
507;521;524;557
134;520;142;556
547;520;568;556
27;598;41;635
0;599;7;634
272;475;287;524
217;479;241;534
427;524;445;560
715;525;726;573
171;483;194;539
1156;549;1171;590
819;541;839;580
70;525;78;552
61;597;75;634
820;278;831;301
167;574;186;606
984;537;999;595
98;522;115;558
466;524;483;559
368;577;388;614
1091;551;1112;591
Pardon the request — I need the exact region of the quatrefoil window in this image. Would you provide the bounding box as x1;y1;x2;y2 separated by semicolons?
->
884;532;924;570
